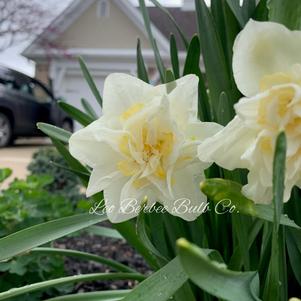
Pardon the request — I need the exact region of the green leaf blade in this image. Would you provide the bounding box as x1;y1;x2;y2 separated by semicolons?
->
0;273;143;301
78;56;103;107
177;239;261;301
122;257;188;301
58;101;95;127
37;123;71;144
136;38;149;83
0;213;107;262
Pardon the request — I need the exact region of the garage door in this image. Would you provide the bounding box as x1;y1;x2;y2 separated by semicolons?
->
57;73;104;130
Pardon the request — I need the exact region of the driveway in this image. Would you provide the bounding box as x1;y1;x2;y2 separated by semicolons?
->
0;138;51;187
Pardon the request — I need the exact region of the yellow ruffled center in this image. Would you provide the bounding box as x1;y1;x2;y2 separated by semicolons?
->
117;103;175;181
257;73;301;154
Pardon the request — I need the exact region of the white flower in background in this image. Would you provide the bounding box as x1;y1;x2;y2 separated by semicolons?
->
198;20;301;204
69;74;222;222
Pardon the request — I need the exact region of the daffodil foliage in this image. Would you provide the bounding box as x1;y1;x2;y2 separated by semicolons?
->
1;1;301;301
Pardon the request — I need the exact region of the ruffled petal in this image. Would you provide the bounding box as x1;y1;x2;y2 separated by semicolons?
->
69;118;124;168
86;167;121;197
233;20;301;97
166;162;207;221
198;117;257;170
102;73;158;118
164;75;199;129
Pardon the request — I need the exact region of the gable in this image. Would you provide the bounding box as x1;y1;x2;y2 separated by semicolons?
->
54;0;151;50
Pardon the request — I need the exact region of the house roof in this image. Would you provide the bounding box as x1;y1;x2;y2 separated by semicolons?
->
22;0;195;60
149;7;197;50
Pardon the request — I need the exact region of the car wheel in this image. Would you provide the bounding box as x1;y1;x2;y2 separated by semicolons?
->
0;112;12;147
62;120;73;133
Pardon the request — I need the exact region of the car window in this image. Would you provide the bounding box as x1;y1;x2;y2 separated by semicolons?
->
0;78;20;91
21;82;52;103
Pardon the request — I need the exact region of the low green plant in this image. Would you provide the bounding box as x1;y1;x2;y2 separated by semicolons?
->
28;147;83;204
0;171;74;300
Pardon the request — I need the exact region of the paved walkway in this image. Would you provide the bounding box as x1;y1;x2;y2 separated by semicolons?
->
0;138;51;187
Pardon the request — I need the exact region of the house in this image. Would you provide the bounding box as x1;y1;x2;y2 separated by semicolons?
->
22;0;196;118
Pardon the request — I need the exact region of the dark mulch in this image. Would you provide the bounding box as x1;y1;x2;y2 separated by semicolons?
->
54;224;150;292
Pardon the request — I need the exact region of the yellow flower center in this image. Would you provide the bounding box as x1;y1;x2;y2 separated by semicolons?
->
117;103;175;181
257;72;301;154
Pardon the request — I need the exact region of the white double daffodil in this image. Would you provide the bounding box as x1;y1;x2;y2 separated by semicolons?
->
198;20;301;204
69;74;222;222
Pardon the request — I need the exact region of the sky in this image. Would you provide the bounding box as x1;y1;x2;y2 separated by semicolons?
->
0;0;187;76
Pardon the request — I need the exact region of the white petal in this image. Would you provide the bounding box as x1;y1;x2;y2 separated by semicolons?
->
233;20;301;97
166;162;207;221
69;118;124;168
104;177;130;223
104;175;159;223
86;167;121;197
242;170;272;204
164;75;199;129
185;121;223;141
102;73;158;117
198;117;257;170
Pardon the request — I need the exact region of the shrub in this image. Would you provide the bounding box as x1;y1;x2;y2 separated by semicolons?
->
28;147;83;205
0;173;74;300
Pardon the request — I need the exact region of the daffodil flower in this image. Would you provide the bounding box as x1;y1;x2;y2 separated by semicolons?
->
69;74;222;222
198;20;301;204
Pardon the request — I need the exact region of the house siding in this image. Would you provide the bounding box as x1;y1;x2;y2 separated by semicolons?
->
54;0;151;50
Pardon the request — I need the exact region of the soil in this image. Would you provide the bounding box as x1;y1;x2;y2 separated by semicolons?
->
54;223;150;292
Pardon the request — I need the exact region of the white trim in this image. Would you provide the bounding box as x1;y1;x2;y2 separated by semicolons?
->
27;48;187;65
22;0;93;57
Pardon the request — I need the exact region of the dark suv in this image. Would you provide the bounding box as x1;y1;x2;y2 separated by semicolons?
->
0;66;73;147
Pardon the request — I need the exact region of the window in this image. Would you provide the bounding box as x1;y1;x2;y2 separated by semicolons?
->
97;0;110;18
20;81;52;103
0;78;19;91
31;82;52;103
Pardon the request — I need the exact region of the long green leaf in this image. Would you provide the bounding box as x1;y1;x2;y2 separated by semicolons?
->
195;0;233;118
138;0;166;82
286;229;301;286
85;225;124;240
177;239;261;301
217;92;234;126
225;0;245;27
37;123;71;144
272;132;286;231
253;0;269;21
122;257;188;301
58;101;95;127
200;178;300;229
136;38;149;83
114;221;158;269
183;35;200;76
45;290;130;301
0;213;106;261
267;0;301;30
81;98;98;119
0;273;144;301
169;34;180;79
149;0;188;49
30;247;137;273
78;56;103;107
182;35;210;121
137;210;168;268
263;132;287;300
